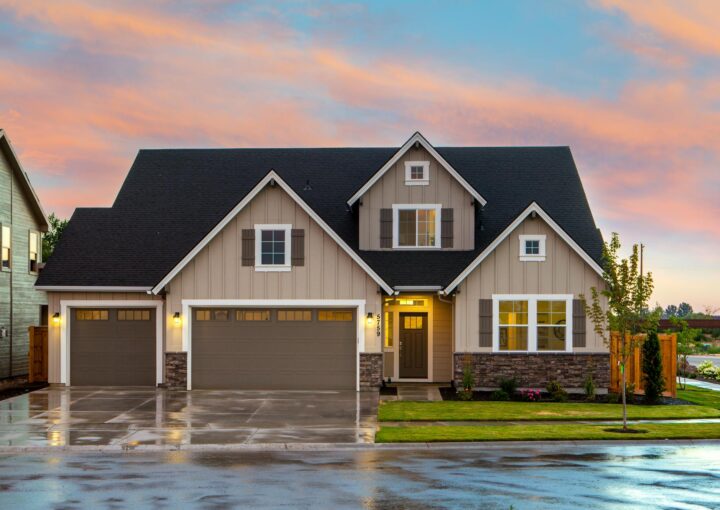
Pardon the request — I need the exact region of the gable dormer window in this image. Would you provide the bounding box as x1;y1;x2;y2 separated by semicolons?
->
392;204;441;249
254;224;292;271
404;161;429;186
519;234;546;261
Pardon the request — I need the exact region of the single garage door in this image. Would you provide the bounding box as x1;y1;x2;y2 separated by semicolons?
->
70;308;156;386
192;308;356;389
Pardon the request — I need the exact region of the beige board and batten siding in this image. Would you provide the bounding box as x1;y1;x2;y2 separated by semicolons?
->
358;145;475;250
432;295;453;381
0;148;47;378
453;215;607;353
164;185;383;353
46;291;162;384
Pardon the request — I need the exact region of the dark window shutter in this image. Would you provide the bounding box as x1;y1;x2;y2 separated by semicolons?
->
241;229;255;266
380;208;393;248
291;229;305;266
441;208;454;248
572;299;586;348
479;299;492;347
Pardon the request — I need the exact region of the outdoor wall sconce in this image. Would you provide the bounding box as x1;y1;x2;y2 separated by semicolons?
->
173;312;182;326
366;312;374;326
52;312;60;325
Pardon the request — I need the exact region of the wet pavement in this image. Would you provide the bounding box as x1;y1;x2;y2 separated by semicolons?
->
0;443;718;509
0;387;378;448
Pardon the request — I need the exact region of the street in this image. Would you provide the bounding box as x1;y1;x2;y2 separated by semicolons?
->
1;443;719;509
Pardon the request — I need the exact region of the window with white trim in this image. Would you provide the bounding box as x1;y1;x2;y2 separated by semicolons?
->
29;230;40;273
519;234;546;261
404;161;429;185
255;224;291;271
1;225;10;270
493;295;572;352
393;204;441;248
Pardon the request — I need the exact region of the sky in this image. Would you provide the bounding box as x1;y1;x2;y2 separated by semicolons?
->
0;0;718;311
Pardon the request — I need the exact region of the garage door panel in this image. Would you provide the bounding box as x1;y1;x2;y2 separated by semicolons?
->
70;308;156;386
192;308;356;389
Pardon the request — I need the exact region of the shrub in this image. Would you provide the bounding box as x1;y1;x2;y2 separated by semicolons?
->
584;374;596;402
607;393;620;404
696;360;720;380
491;389;510;401
625;382;636;404
520;389;542;402
462;364;474;391
546;380;568;402
642;330;665;404
457;389;473;401
499;377;519;397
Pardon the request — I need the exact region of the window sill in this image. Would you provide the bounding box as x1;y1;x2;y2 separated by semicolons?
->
254;265;291;272
519;256;546;262
491;350;573;355
404;180;429;186
391;245;442;250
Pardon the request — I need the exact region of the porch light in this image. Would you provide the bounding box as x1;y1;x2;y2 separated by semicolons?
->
366;312;374;326
173;312;182;326
52;312;60;325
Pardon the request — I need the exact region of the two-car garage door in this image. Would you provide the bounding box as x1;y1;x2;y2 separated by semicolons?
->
191;308;357;390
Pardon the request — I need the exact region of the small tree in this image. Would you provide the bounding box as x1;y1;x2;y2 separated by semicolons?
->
42;213;69;261
642;330;665;404
585;233;657;431
671;316;700;390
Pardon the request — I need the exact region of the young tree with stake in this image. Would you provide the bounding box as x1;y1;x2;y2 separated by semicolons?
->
585;233;658;431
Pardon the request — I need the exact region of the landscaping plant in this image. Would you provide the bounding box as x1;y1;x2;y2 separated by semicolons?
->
584;374;596;402
584;232;658;431
499;377;519;398
642;330;665;404
546;380;568;402
458;356;474;400
520;389;541;402
491;390;510;401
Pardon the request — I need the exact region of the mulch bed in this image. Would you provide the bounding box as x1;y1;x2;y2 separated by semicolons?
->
439;387;691;405
0;382;48;402
379;385;398;396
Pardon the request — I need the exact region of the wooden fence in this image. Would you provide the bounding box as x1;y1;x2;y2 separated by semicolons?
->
610;333;677;397
28;326;48;383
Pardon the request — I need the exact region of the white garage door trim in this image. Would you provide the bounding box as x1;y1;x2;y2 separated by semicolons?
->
59;300;164;386
182;299;367;391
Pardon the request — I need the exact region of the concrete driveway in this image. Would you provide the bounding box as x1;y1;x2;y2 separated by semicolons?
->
0;387;379;449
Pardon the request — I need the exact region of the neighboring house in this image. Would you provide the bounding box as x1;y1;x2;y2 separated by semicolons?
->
36;132;609;391
0;129;49;380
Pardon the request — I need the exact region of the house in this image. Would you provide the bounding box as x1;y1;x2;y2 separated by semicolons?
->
0;129;49;381
36;132;610;391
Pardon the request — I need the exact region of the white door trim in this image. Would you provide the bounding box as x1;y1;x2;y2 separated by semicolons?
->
181;299;367;391
58;300;164;386
387;301;434;382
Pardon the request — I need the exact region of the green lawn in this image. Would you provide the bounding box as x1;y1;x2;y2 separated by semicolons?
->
378;400;720;422
678;386;720;410
375;423;720;443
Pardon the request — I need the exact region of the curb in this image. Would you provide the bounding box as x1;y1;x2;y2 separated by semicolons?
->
1;438;719;454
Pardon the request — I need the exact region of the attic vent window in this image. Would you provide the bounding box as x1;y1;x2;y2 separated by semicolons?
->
404;161;429;186
519;235;546;261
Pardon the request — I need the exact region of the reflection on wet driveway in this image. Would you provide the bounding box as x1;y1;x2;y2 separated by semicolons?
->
0;387;378;447
0;444;718;509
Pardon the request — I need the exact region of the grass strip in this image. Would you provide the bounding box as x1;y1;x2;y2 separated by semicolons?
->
375;422;720;443
378;400;720;422
677;385;720;410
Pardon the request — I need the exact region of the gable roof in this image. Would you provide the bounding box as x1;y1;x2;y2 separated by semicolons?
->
347;132;487;206
0;129;49;231
36;142;604;292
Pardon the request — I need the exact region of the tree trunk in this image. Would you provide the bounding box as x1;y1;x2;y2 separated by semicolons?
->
621;360;628;431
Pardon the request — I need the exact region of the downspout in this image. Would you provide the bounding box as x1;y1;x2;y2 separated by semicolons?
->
8;158;12;378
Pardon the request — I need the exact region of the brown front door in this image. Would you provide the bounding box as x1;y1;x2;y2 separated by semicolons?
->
399;312;428;378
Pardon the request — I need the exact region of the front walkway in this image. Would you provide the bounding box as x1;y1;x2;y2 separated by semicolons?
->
0;387;378;449
381;383;444;402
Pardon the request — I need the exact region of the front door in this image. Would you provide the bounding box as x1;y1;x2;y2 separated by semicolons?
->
399;312;428;378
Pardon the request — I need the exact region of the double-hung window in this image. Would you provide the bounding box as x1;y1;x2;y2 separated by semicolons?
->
254;224;291;271
1;225;10;270
493;295;572;352
29;231;40;273
393;204;441;248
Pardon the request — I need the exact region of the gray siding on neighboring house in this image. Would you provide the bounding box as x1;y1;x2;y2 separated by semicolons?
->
453;215;607;353
358;145;476;251
0;148;47;378
164;185;383;354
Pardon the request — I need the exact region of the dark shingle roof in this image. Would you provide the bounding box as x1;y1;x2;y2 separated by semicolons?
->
37;146;603;289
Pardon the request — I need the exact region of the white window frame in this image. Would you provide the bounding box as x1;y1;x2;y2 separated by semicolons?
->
1;224;10;271
254;224;292;272
404;161;430;185
392;204;442;249
519;234;546;261
492;294;573;353
29;230;41;274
